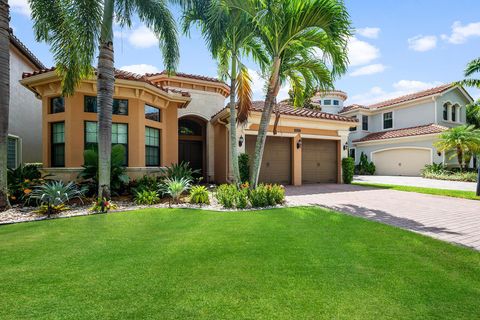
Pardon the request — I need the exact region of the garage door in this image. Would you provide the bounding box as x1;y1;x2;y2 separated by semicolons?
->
373;148;431;176
302;139;338;184
246;135;291;184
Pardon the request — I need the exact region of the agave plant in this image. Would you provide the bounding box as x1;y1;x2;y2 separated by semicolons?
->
159;177;191;205
160;162;201;182
29;181;86;217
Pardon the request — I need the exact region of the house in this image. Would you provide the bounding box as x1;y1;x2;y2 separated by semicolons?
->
20;69;357;185
7;30;45;168
337;84;473;176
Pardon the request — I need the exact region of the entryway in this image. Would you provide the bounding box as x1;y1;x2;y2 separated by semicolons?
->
178;116;206;178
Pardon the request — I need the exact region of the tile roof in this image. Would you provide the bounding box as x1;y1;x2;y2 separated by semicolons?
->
338;104;368;113
145;71;224;84
9;29;45;70
352;123;448;143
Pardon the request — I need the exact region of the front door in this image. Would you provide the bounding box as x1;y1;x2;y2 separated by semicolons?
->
178;117;206;178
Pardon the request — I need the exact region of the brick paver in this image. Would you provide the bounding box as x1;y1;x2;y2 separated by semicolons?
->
286;184;480;251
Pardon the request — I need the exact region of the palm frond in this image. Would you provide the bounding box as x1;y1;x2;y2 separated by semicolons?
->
236;65;252;124
464;57;480;77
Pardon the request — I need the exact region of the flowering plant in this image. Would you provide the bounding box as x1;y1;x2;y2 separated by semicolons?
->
90;198;118;213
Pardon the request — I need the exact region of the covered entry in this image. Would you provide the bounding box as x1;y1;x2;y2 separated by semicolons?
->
372;147;431;176
302;139;338;183
178;116;206;177
246;135;291;184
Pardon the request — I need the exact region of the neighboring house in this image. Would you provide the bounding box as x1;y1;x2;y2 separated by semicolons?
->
338;84;473;176
8;30;45;168
20;69;356;185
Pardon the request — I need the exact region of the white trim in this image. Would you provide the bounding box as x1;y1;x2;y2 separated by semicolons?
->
441;85;474;103
370;146;434;165
7;134;22;168
382;111;394;130
353;132;440;146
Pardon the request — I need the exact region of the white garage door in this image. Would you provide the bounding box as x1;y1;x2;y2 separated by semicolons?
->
372;148;431;176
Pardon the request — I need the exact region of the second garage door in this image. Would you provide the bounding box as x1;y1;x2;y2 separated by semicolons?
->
302;139;338;184
246;135;291;184
373;148;431;176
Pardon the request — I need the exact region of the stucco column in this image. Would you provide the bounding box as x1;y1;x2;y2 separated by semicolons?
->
130;99;145;167
206;122;215;182
42;97;49;167
447;104;452;121
292;134;302;186
163;104;179;166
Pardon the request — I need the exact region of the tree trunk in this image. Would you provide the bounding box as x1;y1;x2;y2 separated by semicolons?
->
456;145;463;172
0;0;10;211
97;0;115;199
229;54;240;184
250;57;281;188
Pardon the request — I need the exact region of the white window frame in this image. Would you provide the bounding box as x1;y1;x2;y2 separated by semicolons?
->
361;114;369;131
382;111;394;130
7;134;22;169
349;147;356;162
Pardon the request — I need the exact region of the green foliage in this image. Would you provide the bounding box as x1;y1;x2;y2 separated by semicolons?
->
422;169;477;182
422;163;447;174
236;187;249;209
78;145;130;195
355;152;376;175
342;157;355;184
238;153;250;183
466;101;480;128
34;204;68;216
215;184;238;209
7;164;47;205
29;181;85;216
89;198;118;214
265;184;285;206
189;186;210;205
434;125;480;170
130;175;159;194
134;190;160;205
160;177;191;203
161;162;201;182
215;183;285;209
249;184;269;208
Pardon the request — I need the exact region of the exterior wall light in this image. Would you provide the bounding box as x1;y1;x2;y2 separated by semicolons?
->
343;142;349;150
238;135;244;147
296;138;302;149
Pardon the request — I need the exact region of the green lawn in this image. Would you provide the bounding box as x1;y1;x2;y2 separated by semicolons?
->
353;182;480;200
1;208;479;319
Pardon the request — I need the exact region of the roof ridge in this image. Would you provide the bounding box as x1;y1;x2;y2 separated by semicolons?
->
145;70;223;84
9;29;45;70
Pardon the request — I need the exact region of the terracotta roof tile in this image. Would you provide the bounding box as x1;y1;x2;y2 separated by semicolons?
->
339;104;368;113
9;29;45;70
145;71;223;84
353;123;448;143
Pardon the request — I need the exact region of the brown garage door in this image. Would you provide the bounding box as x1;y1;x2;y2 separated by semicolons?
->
302;139;338;184
246;135;291;184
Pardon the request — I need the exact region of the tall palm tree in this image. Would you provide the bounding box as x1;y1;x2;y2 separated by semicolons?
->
434;125;480;171
225;0;352;187
29;0;180;199
182;0;266;183
0;0;10;211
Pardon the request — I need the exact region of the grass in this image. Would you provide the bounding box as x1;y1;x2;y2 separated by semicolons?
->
353;182;480;200
1;207;479;319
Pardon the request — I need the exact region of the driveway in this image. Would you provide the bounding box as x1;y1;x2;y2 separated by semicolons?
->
353;175;477;191
285;184;480;251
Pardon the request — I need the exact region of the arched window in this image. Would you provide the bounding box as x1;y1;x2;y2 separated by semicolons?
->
443;103;449;121
452;104;457;122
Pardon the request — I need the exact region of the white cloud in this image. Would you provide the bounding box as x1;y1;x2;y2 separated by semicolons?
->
347;37;380;67
408;35;437;52
120;64;160;75
10;0;30;16
441;21;480;44
356;27;380;39
128;25;158;48
350;64;386;77
349;80;444;105
249;69;290;102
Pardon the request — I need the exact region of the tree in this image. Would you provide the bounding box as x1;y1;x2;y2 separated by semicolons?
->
0;0;10;211
434;125;480;171
29;0;181;199
225;0;352;187
182;0;266;184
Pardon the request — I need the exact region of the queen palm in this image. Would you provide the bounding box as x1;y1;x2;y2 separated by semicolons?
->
226;0;352;187
434;125;480;171
0;0;10;211
29;0;181;198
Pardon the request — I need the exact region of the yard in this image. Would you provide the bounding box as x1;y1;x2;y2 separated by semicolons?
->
1;207;479;319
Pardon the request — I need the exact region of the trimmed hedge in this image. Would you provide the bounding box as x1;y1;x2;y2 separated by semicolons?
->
342;157;355;184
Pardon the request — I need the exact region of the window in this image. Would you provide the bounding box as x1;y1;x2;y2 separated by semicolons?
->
84;121;128;166
349;116;357;131
383;112;393;129
50;97;64;113
145;104;161;122
451;105;457;122
51;122;65;167
333;100;339;106
362;115;368;131
443;103;448;121
145;127;160;166
349;148;355;160
84;96;128;115
323;99;332;105
7;136;19;169
179;119;203;136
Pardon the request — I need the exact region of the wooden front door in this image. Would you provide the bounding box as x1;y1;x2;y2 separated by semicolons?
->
178;117;206;178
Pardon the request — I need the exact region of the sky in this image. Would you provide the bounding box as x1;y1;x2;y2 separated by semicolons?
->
9;0;480;106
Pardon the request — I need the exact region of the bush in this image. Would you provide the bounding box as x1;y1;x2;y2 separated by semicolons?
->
159;177;191;204
130;175;159;194
189;186;210;205
134;190;160;205
355;152;375;175
342;157;355;184
215;184;238;209
422;163;447;174
161;162;201;182
236;187;249;209
90;198;118;213
29;181;86;216
249;184;269;208
215;183;285;209
238;153;250;183
7;164;47;205
267;184;285;205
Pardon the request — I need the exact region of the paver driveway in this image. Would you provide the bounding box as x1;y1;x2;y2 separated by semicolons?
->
286;184;480;251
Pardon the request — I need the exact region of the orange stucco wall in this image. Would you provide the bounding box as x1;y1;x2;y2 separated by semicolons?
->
213;123;228;183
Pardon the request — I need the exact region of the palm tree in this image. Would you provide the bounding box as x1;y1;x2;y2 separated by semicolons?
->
434;125;480;171
225;0;352;187
182;0;266;184
0;0;10;211
29;0;181;199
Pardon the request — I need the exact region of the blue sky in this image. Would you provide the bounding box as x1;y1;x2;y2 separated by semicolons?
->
9;0;480;105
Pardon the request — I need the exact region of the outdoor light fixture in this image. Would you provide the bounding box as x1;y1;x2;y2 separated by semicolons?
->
343;142;349;151
238;135;244;147
296;138;302;149
437;151;442;156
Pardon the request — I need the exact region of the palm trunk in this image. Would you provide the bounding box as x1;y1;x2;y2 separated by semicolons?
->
229;54;240;184
0;0;10;211
97;0;115;199
250;57;281;188
456;145;463;172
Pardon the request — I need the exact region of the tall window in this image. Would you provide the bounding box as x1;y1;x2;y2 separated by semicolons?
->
323;99;332;105
84;96;128;115
349;115;357;131
349;148;356;160
333;100;339;106
7;136;19;169
362;115;368;131
145;104;161;122
145;127;160;166
451;105;457;122
383;112;393;129
51;97;64;114
443;103;448;121
51;122;65;167
84;121;128;166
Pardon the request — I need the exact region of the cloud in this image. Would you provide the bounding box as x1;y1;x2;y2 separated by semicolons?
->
10;0;30;16
408;35;437;52
347;37;380;67
120;64;160;75
249;69;290;102
128;25;158;48
356;27;380;39
441;21;480;44
350;64;386;77
349;80;444;105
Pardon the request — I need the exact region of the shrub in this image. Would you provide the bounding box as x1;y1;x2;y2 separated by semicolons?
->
134;190;160;205
29;181;86;217
189;185;210;205
238;153;250;183
422;163;447;174
130;175;159;194
7;164;47;205
355;152;375;175
268;184;285;205
161;162;201;182
160;177;191;204
249;184;269;208
215;184;238;209
236;188;249;209
90;198;118;213
342;157;355;184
